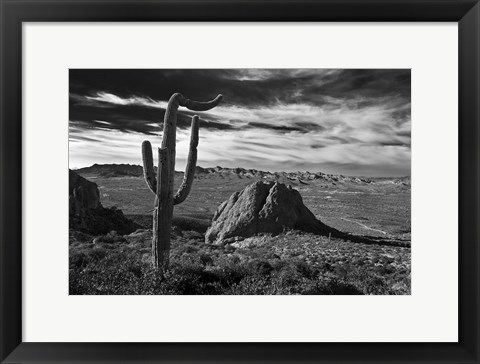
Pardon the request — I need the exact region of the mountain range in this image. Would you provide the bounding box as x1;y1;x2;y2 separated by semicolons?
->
74;163;410;186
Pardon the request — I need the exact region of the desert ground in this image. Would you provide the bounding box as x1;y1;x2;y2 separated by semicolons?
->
69;165;411;295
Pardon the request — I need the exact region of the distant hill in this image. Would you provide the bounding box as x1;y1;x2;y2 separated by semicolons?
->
194;166;410;186
74;163;410;186
194;166;373;184
75;164;144;178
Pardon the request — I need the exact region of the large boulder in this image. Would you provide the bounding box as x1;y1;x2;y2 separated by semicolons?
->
69;170;140;235
205;181;332;244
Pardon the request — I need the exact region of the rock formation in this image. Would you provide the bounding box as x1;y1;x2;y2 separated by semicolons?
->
69;170;139;235
69;169;100;214
205;181;334;244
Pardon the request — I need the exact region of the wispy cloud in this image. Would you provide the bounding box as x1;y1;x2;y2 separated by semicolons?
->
85;92;168;109
69;69;411;176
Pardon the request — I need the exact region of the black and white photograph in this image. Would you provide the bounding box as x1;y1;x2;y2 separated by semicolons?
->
69;69;411;295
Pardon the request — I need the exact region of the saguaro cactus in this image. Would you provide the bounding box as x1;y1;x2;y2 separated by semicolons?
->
142;93;222;270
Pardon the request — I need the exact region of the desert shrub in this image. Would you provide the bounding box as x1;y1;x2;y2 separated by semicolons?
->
269;259;288;271
214;262;250;287
156;263;218;294
224;244;236;253
314;278;363;295
334;265;349;279
69;251;89;269
180;244;199;254
292;259;319;279
271;264;308;294
246;259;273;276
93;231;126;245
229;255;241;264
227;276;274;295
199;253;214;266
389;277;411;295
374;264;395;275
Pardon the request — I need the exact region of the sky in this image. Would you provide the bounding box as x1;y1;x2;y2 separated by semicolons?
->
69;69;411;177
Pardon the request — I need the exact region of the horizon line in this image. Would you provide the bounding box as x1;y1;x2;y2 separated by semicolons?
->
70;162;411;179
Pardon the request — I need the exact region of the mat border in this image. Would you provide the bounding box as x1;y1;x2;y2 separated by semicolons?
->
1;1;479;363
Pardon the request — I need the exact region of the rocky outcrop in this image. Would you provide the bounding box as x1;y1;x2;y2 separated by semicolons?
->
69;170;100;214
69;170;140;235
205;181;333;244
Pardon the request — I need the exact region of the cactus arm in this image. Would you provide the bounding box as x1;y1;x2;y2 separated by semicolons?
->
174;115;199;205
141;140;157;194
161;93;184;150
182;94;223;111
162;94;222;128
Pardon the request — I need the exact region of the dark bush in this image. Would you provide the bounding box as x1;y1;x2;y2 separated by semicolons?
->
247;259;274;276
199;254;214;266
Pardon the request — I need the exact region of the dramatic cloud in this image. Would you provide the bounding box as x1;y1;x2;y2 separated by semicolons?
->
69;69;411;176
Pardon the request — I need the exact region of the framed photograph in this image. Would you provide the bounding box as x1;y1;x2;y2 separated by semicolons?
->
1;0;479;363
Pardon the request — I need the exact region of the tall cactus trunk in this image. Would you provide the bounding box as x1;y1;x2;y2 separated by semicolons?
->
152;147;170;269
142;93;222;270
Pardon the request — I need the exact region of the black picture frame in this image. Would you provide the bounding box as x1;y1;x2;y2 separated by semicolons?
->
1;0;479;363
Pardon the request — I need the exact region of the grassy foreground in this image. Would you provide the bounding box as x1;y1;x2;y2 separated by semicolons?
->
69;218;410;295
